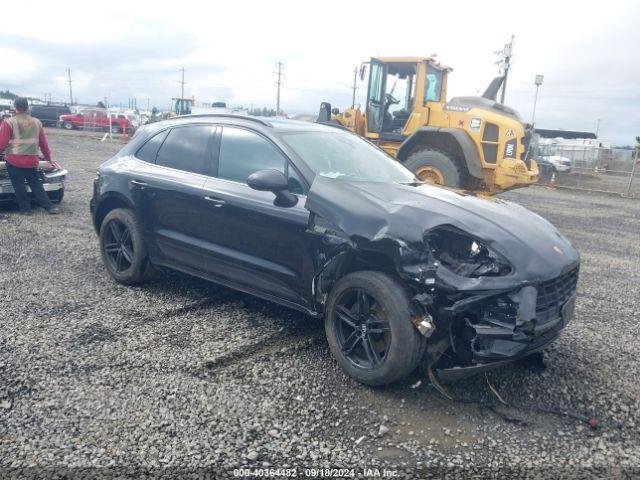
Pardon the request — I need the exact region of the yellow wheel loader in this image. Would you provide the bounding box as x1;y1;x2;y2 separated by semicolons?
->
318;57;539;194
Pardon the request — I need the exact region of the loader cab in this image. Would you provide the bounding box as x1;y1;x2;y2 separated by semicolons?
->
365;57;447;137
172;98;193;116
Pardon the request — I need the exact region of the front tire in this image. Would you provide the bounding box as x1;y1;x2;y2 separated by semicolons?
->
405;148;465;188
62;121;74;130
99;208;154;284
325;271;425;386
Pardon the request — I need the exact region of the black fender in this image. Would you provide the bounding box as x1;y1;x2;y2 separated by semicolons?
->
397;127;484;179
92;191;135;233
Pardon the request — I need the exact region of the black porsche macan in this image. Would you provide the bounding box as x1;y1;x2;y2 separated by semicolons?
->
90;115;580;385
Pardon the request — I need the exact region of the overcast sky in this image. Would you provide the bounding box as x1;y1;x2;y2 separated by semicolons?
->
2;0;639;144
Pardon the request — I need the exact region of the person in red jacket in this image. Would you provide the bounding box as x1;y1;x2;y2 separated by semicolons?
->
0;97;59;214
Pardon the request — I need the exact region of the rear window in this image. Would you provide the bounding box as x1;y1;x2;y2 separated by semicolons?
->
155;125;214;175
135;130;167;163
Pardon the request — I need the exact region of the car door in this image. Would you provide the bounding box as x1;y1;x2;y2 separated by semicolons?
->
200;126;312;307
129;124;217;270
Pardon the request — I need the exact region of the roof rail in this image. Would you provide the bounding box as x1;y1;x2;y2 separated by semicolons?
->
179;113;273;127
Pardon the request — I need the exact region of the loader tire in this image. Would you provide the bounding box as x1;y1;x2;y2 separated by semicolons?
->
405;148;466;189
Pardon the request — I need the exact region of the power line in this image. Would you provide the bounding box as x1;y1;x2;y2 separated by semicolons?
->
66;68;74;105
274;62;284;116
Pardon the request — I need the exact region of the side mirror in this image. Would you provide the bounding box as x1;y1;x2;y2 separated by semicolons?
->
247;169;297;207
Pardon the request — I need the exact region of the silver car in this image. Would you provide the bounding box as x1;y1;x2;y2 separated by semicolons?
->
0;157;67;204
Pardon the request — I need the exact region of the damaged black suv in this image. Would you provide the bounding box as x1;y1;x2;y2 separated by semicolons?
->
91;115;580;385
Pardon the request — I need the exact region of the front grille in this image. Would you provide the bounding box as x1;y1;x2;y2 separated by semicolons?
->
536;267;579;324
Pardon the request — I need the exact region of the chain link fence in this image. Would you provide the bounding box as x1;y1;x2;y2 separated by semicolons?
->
535;144;639;198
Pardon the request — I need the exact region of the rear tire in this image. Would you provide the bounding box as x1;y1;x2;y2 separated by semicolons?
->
62;121;74;130
405;148;465;188
325;271;425;386
99;208;154;285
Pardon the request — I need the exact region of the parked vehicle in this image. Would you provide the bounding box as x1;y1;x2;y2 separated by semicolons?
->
91;115;580;386
60;109;133;134
30;104;71;126
0;155;67;204
537;156;572;184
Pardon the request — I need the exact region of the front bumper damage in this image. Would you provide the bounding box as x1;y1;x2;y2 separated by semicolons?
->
428;266;579;381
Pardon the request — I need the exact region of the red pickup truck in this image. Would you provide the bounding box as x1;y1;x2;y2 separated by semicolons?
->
60;109;133;134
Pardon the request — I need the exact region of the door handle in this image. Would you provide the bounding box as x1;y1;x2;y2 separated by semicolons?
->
129;180;148;189
204;196;226;207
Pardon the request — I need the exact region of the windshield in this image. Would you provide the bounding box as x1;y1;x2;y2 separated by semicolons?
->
280;131;417;183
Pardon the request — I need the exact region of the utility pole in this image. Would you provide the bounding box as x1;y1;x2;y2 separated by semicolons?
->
66;68;74;105
351;67;358;108
179;67;186;99
595;118;601;137
274;62;284;116
494;35;514;104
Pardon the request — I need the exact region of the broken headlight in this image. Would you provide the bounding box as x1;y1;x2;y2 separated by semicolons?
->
425;227;512;277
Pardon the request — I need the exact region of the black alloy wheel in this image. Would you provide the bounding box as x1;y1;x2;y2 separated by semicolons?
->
333;288;392;370
99;208;154;284
103;219;134;273
325;270;425;386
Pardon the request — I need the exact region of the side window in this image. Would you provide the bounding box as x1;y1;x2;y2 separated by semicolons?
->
287;166;305;195
424;67;443;103
218;127;286;183
135;130;167;163
156;125;213;175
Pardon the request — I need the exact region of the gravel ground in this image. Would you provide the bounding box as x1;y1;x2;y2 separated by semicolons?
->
0;129;639;479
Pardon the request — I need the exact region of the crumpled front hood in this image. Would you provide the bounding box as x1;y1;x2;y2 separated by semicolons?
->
305;177;579;284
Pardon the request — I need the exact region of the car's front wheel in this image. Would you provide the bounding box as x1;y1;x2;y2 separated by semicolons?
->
99;208;154;284
325;271;425;386
62;121;74;130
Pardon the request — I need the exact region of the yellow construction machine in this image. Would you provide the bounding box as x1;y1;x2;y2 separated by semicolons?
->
318;57;539;194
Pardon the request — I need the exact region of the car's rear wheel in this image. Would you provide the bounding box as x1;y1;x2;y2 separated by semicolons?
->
62;121;74;130
99;208;154;284
325;271;425;386
111;125;122;134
